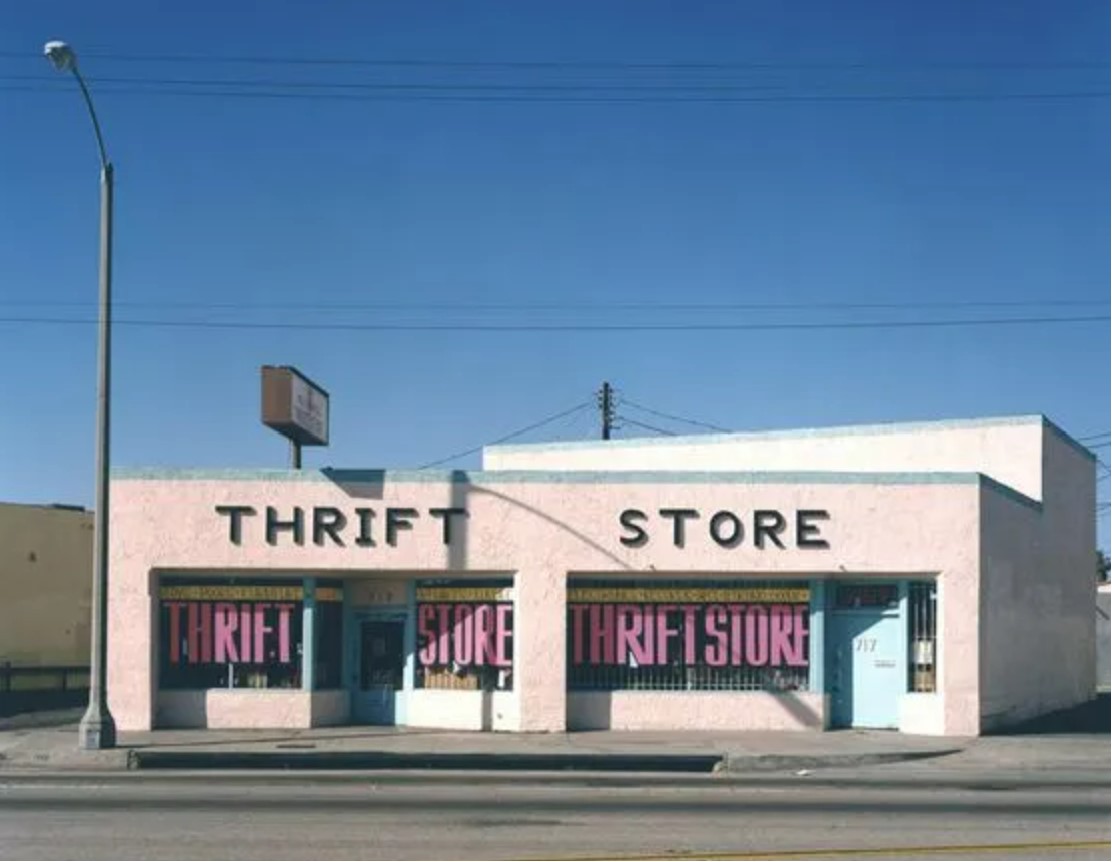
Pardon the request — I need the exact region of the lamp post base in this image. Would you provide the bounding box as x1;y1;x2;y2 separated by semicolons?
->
78;701;117;750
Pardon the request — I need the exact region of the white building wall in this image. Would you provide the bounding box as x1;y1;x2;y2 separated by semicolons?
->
485;416;1047;502
405;690;519;731
977;425;1097;729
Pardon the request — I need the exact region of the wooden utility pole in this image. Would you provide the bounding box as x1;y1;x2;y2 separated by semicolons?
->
599;381;614;440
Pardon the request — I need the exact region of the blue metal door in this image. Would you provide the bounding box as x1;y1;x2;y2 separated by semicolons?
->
829;608;902;729
352;616;405;724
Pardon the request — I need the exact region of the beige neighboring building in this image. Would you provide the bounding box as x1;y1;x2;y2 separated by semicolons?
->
0;502;92;668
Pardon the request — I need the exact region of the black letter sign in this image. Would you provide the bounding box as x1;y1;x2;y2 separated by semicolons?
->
312;507;347;546
754;510;788;549
215;505;256;545
709;511;743;548
429;507;468;545
659;508;699;547
386;507;419;546
619;509;649;547
796;509;830;549
266;506;305;545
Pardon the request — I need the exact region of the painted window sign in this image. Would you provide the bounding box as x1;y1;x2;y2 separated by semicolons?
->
415;580;514;692
568;603;809;668
163;600;298;665
157;578;343;690
567;580;811;692
416;603;514;668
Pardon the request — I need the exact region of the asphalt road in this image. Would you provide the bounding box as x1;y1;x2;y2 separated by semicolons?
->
0;769;1107;861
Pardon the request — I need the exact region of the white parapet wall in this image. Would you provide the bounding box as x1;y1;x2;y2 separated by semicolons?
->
485;416;1049;503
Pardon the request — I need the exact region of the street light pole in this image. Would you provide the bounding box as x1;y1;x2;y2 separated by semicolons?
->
45;40;116;750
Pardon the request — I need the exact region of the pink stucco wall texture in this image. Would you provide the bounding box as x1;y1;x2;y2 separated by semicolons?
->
108;471;989;735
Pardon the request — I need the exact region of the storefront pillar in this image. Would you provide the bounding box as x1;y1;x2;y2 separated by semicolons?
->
809;579;826;695
514;567;566;732
898;581;910;691
302;577;316;691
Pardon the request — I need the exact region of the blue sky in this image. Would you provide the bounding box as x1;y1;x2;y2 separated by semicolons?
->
1;2;1108;548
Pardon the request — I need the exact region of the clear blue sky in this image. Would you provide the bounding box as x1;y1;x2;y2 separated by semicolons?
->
1;2;1108;549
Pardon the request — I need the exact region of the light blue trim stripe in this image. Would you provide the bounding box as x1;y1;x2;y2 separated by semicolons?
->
487;414;1048;454
112;466;991;486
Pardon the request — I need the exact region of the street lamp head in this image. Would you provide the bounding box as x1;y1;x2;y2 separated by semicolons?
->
44;40;77;72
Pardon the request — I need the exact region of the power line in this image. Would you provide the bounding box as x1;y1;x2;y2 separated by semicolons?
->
2;83;1107;104
0;73;795;94
0;315;1106;333
1;49;1105;70
416;401;591;469
616;415;677;437
4;72;1108;101
619;396;732;433
3;298;1106;312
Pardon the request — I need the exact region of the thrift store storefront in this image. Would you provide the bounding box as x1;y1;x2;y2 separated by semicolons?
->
108;470;968;736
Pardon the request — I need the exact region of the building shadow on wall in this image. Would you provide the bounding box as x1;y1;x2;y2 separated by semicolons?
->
985;693;1110;736
320;469;386;501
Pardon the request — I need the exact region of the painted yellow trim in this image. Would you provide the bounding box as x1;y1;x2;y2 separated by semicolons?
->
547;839;1110;862
415;587;514;602
567;587;810;603
158;585;342;602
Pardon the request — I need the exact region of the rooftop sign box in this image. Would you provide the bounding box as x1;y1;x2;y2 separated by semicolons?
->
260;365;330;447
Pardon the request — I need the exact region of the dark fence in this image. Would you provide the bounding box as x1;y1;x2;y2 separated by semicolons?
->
0;664;89;717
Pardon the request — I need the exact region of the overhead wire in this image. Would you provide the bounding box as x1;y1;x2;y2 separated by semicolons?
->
0;49;1105;70
0;314;1107;333
415;401;592;469
4;298;1106;312
616;415;678;437
2;82;1106;104
618;396;732;433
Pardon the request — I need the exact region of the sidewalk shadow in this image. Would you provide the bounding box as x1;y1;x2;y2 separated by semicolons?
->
123;727;447;750
986;693;1110;736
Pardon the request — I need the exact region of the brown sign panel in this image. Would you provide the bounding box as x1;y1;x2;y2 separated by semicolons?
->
261;365;330;446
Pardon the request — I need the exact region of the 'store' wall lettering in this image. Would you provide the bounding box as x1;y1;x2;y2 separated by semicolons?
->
618;508;830;549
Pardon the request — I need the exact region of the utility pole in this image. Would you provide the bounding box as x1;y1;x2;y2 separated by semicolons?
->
598;381;614;440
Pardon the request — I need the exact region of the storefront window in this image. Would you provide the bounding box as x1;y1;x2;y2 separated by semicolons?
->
908;581;937;692
414;579;514;692
566;579;810;692
158;577;343;690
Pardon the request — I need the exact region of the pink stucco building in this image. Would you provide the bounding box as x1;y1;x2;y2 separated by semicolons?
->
107;414;1097;736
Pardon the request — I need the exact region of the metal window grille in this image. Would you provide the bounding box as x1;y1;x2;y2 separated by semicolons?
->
566;578;810;693
907;581;938;693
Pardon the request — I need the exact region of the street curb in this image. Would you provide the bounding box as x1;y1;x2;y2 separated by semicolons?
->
720;748;964;773
126;750;724;772
123;747;963;773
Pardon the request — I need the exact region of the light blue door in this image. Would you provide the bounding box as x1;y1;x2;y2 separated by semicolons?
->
829;610;902;729
352;616;405;724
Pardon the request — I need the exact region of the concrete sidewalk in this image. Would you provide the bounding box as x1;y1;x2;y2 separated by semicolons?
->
0;709;967;774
